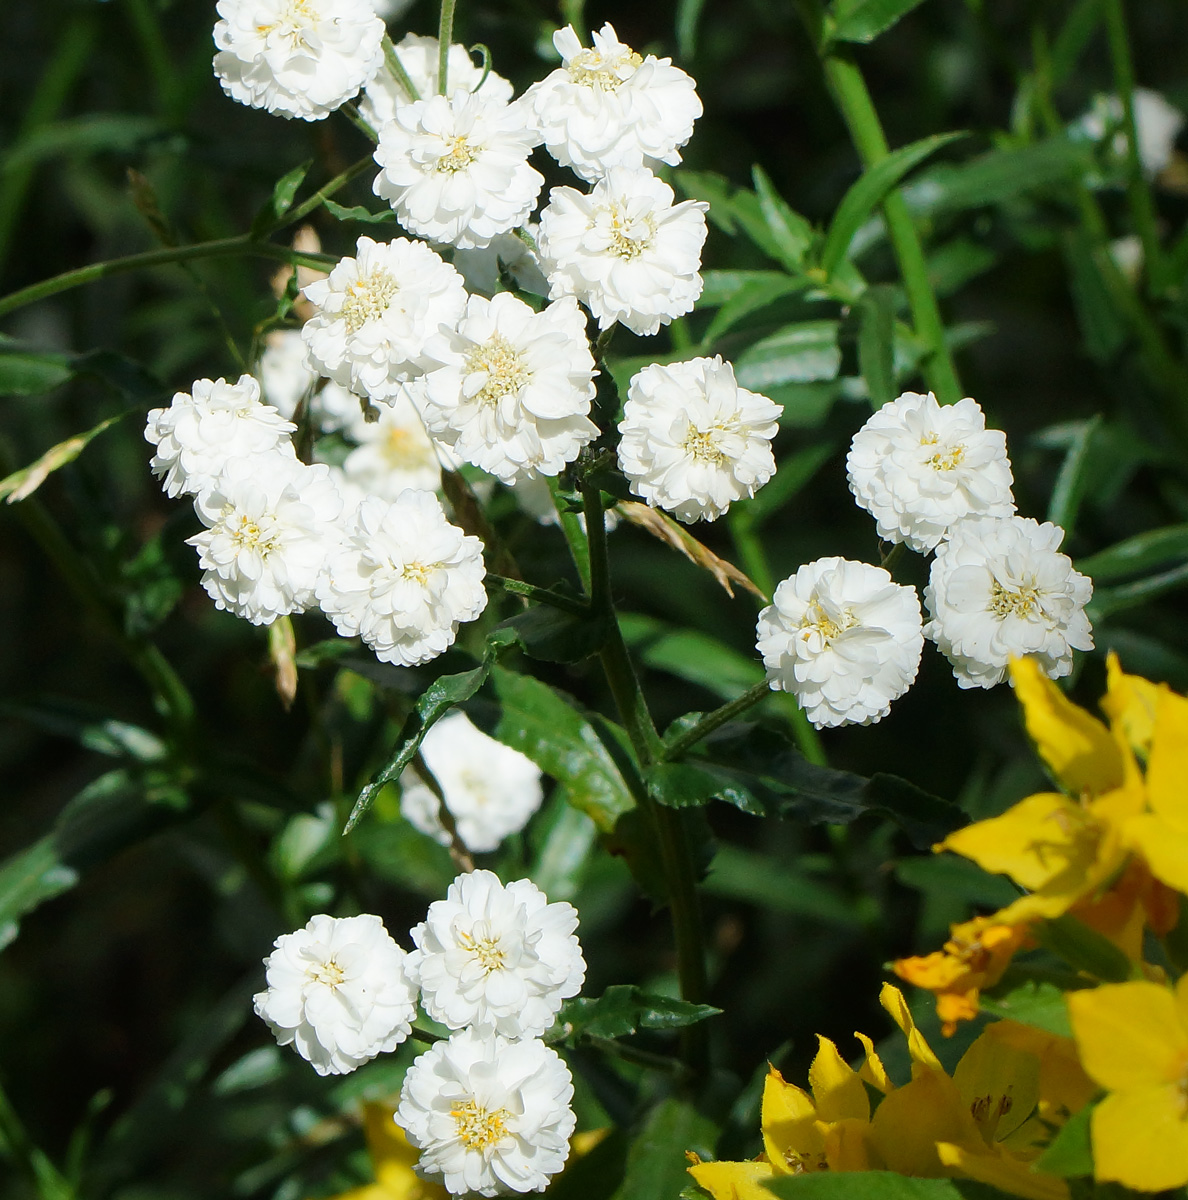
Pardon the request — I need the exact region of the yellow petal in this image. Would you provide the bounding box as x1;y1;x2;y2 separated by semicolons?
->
1010;656;1123;796
687;1159;778;1200
761;1066;824;1173
1126;814;1188;897
952;1028;1040;1144
809;1035;870;1123
879;982;943;1072
936;1142;1070;1200
1067;981;1188;1091
868;1069;978;1177
1091;1085;1188;1191
940;793;1103;902
824;1117;874;1171
1101;652;1162;757
1147;689;1188;830
854;1031;893;1093
984;1022;1097;1123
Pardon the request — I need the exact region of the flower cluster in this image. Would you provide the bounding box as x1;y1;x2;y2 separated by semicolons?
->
253;872;584;1195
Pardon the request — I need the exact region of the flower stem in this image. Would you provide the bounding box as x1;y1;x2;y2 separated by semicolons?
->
438;0;458;95
281;154;376;228
1102;0;1164;294
383;34;421;102
0;236;336;321
820;50;962;406
486;573;589;615
339;100;378;143
662;682;773;761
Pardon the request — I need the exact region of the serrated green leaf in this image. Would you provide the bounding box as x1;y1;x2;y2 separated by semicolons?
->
735;321;841;389
492;667;635;831
497;604;608;663
0;348;74;396
822;132;965;276
979;981;1074;1038
323;199;401;224
554;984;720;1043
858;284;897;409
830;0;928;44
0;413;124;503
610;1098;718;1200
751;165;815;270
1035;1102;1095;1178
1076;524;1188;584
646;760;767;817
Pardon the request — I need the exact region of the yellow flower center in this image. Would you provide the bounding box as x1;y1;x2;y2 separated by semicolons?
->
451;1099;511;1152
382;424;432;471
566;46;643;89
920;433;966;471
466;334;532;407
257;0;318;40
459;930;506;972
603;203;656;259
437;135;478;173
308;957;345;987
682;426;726;464
782;1149;829;1174
989;580;1040;619
400;561;432;585
341;269;400;334
231;516;278;557
800;601;854;644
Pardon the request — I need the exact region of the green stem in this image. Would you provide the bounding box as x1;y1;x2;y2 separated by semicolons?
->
662;681;772;760
586;1035;691;1080
409;1026;445;1046
282;154;376;228
340;101;378;142
438;0;458;95
559;0;587;40
547;476;592;591
879;541;907;574
0;1075;74;1200
1102;0;1164;293
0;237;337;321
486;574;589;615
820;51;962;405
383;34;421;102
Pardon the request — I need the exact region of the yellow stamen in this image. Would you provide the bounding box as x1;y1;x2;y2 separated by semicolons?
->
566;47;642;89
451;1099;511;1152
341;269;400;334
465;334;532;407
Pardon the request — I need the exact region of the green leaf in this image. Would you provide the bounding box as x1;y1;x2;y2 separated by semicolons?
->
610;1098;718;1200
1062;231;1127;364
698;269;796;308
674;171;795;266
830;0;928;44
0;346;73;395
0;698;167;762
701;275;810;347
620;614;764;702
323;199;401;224
553;984;720;1043
1046;415;1102;536
497;604;609;663
745;441;836;522
530;803;598;901
1035;1102;1095;1178
0;413;124;503
979;981;1073;1038
345;632;515;833
705;844;859;925
751;165;815;271
2;113;163;172
1076;524;1188;584
1039;915;1131;983
1087;562;1188;620
857;284;897;409
492;667;635;831
735;321;841;389
676;0;709;59
646;760;767;817
767;1174;971;1198
821;132;965;276
250;159;312;236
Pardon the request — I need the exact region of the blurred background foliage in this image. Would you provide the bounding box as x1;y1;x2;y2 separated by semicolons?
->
2;0;1188;1197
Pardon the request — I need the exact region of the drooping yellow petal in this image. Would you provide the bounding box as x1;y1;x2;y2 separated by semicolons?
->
1146;688;1188;831
809;1035;870;1123
687;1158;778;1200
939;793;1104;907
1067;981;1188;1092
983;1022;1097;1125
761;1065;825;1174
1126;815;1188;895
1009;656;1123;796
854;1031;892;1094
868;1069;979;1177
952;1027;1040;1144
1091;1084;1188;1191
1101;652;1163;758
879;983;943;1072
936;1142;1070;1200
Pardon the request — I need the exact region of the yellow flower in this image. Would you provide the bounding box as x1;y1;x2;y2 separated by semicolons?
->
1067;977;1188;1192
329;1103;448;1200
894;915;1032;1035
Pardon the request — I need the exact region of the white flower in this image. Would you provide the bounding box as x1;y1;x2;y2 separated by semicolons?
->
213;0;384;121
846;391;1015;554
258;329;366;432
523;22;702;183
253;913;417;1076
1074;88;1185;177
372;91;543;250
399;711;544;853
452;228;549;298
409;870;584;1039
360;33;514;128
617;356;781;523
145;374;296;500
417;293;598;484
341;390;444;499
756;557;924;729
537;167;708;335
397;1027;575;1197
302;236;467;403
188;454;344;625
316;490;487;665
923;516;1094;689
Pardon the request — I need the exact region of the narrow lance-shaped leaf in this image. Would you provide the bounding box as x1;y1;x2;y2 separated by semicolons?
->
0;344;74;396
858;284;897;410
0;413;125;504
821;132;966;277
250;159;312;237
1076;523;1188;584
323;199;402;225
751;164;815;271
700;274;810;349
830;0;928;45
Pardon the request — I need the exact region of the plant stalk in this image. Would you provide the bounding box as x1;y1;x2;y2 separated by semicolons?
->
383;34;421;102
438;0;458;95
